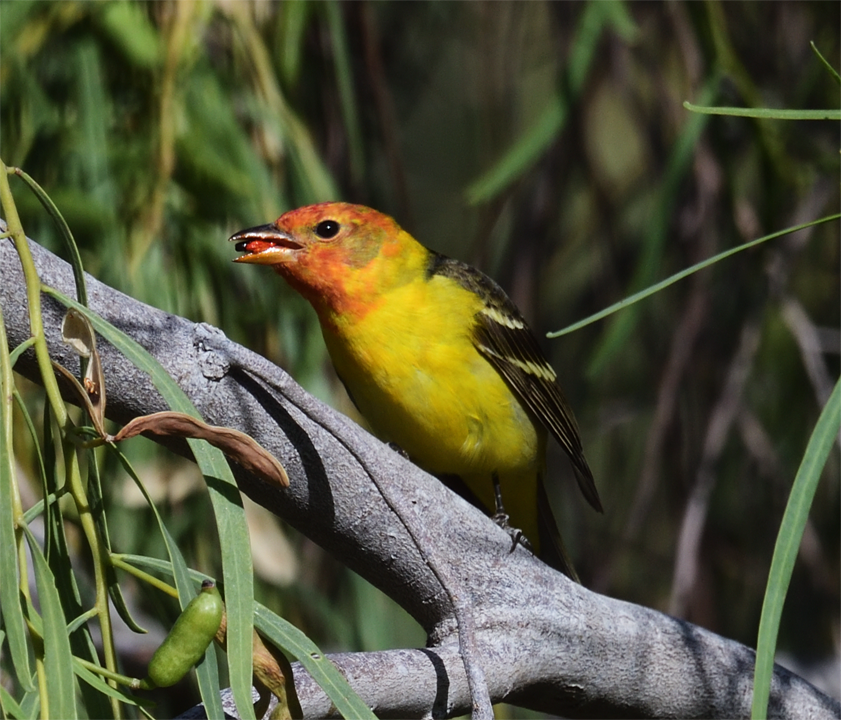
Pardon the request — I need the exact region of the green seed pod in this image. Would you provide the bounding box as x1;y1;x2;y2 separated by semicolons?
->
146;580;224;688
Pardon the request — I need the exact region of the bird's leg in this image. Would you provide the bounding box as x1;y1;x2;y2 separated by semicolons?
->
491;473;509;525
490;473;532;554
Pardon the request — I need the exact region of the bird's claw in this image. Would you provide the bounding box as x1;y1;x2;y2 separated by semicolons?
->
492;513;533;555
387;442;410;460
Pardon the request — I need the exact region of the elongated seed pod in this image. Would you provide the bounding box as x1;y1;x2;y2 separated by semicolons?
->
146;580;224;688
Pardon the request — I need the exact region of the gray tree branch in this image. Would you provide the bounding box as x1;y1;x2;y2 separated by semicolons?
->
1;230;837;719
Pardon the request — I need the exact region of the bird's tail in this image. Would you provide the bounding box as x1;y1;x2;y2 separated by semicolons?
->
537;477;580;583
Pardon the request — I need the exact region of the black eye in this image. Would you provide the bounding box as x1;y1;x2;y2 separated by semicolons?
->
315;220;340;239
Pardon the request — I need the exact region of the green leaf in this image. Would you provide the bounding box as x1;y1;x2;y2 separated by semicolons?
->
0;680;27;720
110;447;225;720
0;306;33;691
752;378;841;719
549;214;841;337
22;525;78;719
254;603;376;720
87;452;147;634
43;289;255;720
40;412;114;720
94;1;161;69
11;169;88;307
18;688;40;720
810;41;841;86
9;338;37;367
683;101;840;121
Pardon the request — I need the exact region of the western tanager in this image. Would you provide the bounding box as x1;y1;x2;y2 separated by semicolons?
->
230;202;601;579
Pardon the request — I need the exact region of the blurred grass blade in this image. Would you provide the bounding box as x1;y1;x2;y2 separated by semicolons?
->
466;0;632;204
683;101;840;121
324;1;365;185
76;41;118;229
752;377;841;719
93;1;161;69
0;305;34;691
466;94;567;205
42;289;254;720
228;4;337;205
22;525;78;719
568;0;637;93
254;603;376;720
810;41;840;85
550;213;841;337
585;75;716;376
278;0;311;86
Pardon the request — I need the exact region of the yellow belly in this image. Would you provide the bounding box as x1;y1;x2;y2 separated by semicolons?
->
321;275;545;544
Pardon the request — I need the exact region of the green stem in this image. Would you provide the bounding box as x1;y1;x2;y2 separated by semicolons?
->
76;657;144;690
0;162;68;427
34;651;49;718
111;555;178;598
61;441;123;719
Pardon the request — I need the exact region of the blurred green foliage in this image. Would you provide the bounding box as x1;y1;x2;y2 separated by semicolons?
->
2;0;839;715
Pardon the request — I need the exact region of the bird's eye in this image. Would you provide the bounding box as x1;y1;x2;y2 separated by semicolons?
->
315;220;340;239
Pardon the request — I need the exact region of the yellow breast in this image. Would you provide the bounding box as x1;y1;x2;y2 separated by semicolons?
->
321;274;543;480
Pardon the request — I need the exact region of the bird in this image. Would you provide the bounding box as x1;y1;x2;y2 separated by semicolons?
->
229;202;601;579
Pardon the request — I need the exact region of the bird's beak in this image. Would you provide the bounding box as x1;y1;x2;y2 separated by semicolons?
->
229;224;302;265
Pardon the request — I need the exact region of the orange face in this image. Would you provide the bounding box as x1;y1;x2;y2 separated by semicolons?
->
229;202;410;325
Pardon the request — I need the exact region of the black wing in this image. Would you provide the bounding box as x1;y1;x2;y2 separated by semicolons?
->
428;253;603;513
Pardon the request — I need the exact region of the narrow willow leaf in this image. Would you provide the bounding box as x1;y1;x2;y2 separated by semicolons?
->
0;681;27;720
9;338;37;367
119;557;372;720
87;451;147;634
254;603;375;720
11;168;88;307
110;447;225;720
22;525;78;719
19;688;40;719
0;306;33;690
41;411;114;719
752;378;841;719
